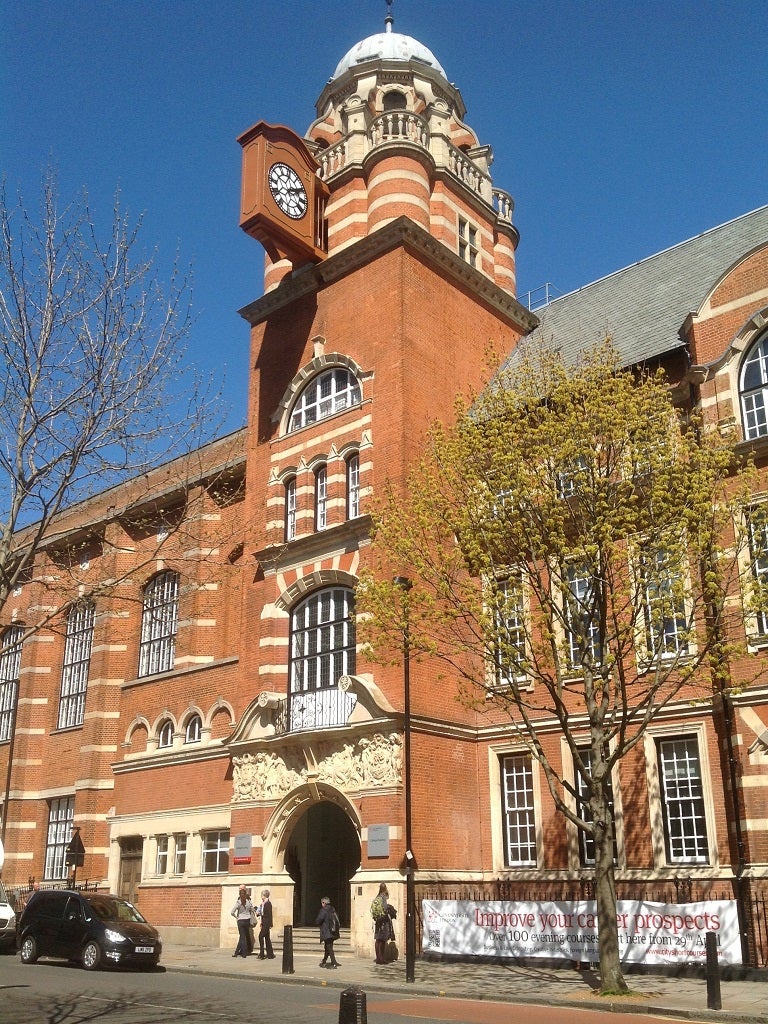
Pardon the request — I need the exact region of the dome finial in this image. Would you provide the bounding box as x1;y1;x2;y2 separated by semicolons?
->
385;0;394;33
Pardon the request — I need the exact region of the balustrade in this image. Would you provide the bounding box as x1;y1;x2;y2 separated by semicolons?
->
273;687;357;734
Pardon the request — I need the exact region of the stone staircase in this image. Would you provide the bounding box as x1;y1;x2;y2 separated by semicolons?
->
278;925;353;957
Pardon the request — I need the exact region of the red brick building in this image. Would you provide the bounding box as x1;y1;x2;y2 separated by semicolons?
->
1;20;767;960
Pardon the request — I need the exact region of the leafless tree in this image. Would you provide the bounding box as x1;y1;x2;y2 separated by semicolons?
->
0;172;225;620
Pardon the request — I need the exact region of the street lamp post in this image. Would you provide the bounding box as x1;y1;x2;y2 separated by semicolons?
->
394;575;416;983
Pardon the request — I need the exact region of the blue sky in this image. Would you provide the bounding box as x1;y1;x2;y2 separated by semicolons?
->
3;0;766;434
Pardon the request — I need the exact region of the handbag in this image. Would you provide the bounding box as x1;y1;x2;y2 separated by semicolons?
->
250;908;259;927
384;938;399;962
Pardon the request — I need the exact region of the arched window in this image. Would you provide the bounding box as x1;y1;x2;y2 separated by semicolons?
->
288;368;361;432
185;714;202;744
315;464;328;531
289;587;356;731
346;452;360;519
290;588;355;694
58;601;95;729
741;331;768;439
139;570;179;677
0;624;24;742
383;90;407;111
157;719;174;748
285;477;297;541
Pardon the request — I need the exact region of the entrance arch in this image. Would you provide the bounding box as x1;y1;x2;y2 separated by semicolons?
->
282;799;360;926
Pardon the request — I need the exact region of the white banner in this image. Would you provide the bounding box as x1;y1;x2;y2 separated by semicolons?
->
422;898;742;966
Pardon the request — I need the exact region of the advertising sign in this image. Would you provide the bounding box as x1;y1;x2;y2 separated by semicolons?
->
422;898;741;966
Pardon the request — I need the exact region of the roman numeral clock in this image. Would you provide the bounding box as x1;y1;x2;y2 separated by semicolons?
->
238;121;328;266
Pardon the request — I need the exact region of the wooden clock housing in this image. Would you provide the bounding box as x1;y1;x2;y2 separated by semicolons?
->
238;121;328;265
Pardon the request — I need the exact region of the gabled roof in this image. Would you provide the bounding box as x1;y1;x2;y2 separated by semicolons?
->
516;205;768;369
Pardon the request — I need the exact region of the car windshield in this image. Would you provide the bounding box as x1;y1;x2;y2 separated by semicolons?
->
87;897;147;924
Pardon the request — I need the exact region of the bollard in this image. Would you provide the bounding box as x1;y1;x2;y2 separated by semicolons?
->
705;930;722;1011
281;923;295;975
338;985;367;1024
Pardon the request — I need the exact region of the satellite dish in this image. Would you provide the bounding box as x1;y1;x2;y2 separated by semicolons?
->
0;837;5;873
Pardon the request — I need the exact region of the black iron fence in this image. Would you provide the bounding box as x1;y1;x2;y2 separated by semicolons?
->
415;877;768;968
7;877;101;915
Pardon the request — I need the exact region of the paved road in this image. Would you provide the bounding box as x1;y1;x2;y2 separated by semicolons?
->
0;958;741;1024
2;945;766;1024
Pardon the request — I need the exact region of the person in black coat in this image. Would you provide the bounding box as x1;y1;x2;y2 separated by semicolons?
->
316;896;339;968
257;888;275;959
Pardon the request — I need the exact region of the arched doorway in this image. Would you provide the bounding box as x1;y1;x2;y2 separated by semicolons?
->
284;800;360;926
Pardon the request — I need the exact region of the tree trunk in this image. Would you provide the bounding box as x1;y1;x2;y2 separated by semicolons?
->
593;812;628;994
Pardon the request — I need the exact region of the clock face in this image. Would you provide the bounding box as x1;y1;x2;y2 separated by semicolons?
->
268;162;308;220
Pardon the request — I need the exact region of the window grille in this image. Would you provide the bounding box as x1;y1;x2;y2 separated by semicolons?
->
494;577;526;684
741;333;768;439
157;719;174;748
285;477;297;541
57;602;95;729
748;505;768;634
0;625;23;742
315;465;328;531
288;368;361;432
346;453;360;519
657;736;709;864
44;796;74;879
501;755;537;866
290;587;356;695
575;746;617;867
156;835;169;874
640;549;688;658
185;715;202;743
565;566;602;668
201;830;229;873
174;833;187;873
138;571;179;676
458;217;478;268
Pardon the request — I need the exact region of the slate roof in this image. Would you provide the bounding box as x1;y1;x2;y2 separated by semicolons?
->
512;205;768;371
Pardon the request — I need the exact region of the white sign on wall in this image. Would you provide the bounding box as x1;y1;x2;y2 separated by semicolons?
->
422;899;742;966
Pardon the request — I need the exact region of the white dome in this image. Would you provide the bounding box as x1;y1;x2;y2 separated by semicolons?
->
332;31;446;81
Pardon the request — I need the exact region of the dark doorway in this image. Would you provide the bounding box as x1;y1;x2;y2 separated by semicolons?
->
285;801;360;925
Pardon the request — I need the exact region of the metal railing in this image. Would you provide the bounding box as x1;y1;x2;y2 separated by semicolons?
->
273;688;357;735
8;877;101;914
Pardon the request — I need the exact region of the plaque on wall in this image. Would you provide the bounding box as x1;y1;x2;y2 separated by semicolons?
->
368;824;390;858
233;833;252;865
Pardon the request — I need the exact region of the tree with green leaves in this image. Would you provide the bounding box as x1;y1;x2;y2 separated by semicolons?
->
358;340;753;994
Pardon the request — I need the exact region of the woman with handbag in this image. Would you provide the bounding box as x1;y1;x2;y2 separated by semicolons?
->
230;885;256;957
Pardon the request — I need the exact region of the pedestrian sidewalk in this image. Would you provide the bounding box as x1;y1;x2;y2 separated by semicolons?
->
161;943;768;1022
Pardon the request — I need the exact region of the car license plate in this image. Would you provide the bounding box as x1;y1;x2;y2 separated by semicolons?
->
135;946;154;953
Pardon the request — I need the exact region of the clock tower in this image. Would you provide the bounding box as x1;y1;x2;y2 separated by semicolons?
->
238;121;328;270
231;12;536;927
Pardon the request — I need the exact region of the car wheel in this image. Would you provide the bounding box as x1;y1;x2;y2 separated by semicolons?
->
19;935;39;964
81;940;102;971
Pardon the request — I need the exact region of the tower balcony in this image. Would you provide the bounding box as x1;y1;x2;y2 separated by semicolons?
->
315;112;497;210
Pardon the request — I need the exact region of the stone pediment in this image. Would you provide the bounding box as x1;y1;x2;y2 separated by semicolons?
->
228;673;397;745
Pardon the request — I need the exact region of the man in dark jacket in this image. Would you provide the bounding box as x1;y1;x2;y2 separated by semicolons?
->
257;888;275;959
316;896;340;968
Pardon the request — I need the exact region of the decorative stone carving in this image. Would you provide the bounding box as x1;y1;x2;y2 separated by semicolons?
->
232;731;403;802
232;751;304;802
316;732;402;789
358;732;403;787
318;742;365;789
